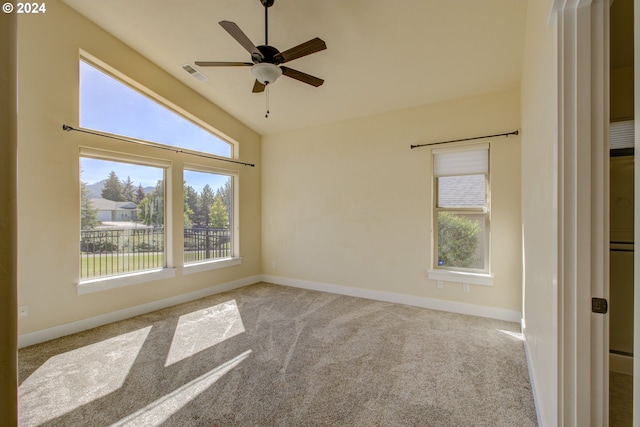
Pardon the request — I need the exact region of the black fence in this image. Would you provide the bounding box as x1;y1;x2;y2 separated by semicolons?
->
184;228;231;263
80;227;165;279
80;227;231;279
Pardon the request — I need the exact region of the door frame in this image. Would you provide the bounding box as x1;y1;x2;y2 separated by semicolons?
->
634;0;639;424
553;0;610;424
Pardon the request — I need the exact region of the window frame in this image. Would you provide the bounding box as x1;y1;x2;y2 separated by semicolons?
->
428;143;493;286
75;54;244;294
182;164;241;274
79;51;239;159
77;147;176;294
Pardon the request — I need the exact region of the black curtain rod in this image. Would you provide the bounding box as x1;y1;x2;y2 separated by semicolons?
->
62;124;255;167
410;130;519;149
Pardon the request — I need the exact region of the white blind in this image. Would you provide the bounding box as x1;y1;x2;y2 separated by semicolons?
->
433;147;488;176
610;120;634;150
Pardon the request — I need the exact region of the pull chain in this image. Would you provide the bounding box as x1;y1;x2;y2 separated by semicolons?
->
265;84;270;118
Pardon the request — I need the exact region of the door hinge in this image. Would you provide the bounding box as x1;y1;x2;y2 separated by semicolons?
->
591;297;608;314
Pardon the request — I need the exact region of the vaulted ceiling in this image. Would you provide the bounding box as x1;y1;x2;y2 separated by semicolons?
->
62;0;528;135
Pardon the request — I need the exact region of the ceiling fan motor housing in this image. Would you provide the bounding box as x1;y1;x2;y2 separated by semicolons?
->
254;45;281;64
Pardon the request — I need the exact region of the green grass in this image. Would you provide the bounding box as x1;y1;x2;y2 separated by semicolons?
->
183;249;231;264
80;252;164;279
80;248;232;279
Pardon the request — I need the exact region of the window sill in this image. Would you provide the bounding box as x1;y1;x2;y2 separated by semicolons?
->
428;269;493;286
183;257;242;275
77;268;176;295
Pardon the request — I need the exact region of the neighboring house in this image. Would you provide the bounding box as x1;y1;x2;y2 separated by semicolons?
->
437;176;485;208
90;198;138;222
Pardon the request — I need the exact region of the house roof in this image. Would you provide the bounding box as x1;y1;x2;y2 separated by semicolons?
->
60;0;527;135
90;198;137;210
438;175;485;208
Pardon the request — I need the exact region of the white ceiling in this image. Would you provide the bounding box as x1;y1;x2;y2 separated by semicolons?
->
61;0;527;135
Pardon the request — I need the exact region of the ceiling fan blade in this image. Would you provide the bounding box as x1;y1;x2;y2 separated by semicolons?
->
274;37;327;64
252;80;266;93
281;66;324;87
219;20;263;61
195;61;253;67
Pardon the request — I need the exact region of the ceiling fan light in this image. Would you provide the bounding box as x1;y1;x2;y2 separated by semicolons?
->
251;63;282;85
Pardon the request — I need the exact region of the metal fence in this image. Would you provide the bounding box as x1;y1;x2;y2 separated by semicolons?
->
80;227;165;279
183;228;231;263
80;227;231;279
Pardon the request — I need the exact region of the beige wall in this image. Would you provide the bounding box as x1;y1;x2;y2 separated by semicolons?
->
16;1;262;335
611;66;634;120
520;0;558;425
262;89;522;314
609;147;634;355
1;9;18;426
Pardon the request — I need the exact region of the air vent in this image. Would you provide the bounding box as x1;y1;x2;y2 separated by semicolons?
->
182;64;209;82
610;120;634;150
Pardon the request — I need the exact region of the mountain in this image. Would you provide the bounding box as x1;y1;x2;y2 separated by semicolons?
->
85;180;107;199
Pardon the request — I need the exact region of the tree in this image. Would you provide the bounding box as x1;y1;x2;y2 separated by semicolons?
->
437;212;481;268
209;195;229;228
122;176;135;202
138;180;164;227
101;171;124;201
215;179;232;222
184;204;193;229
184;183;198;227
195;184;215;227
135;184;146;204
80;181;100;229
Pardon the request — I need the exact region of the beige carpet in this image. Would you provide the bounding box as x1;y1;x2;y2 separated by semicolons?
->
610;371;633;426
19;282;538;426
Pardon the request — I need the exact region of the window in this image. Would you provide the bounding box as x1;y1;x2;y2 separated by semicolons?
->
183;169;234;264
79;59;232;158
80;154;167;280
77;56;242;292
431;145;490;280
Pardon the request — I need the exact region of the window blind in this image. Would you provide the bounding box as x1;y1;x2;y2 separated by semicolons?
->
433;147;488;177
610;120;634;150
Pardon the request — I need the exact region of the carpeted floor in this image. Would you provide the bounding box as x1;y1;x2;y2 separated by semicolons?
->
19;282;538;426
610;371;633;426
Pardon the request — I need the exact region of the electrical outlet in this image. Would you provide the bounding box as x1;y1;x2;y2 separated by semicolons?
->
18;305;29;318
271;260;276;269
462;283;470;293
437;280;443;289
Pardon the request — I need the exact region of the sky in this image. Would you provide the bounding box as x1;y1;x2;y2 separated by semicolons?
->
79;61;231;194
80;158;229;195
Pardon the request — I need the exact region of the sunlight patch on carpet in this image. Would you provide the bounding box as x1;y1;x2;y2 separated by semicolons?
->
165;299;245;366
18;326;152;427
496;329;524;340
112;349;252;426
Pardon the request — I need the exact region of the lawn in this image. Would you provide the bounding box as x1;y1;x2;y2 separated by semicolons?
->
80;252;164;279
80;249;232;279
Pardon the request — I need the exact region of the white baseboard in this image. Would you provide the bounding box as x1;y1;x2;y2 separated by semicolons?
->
260;275;522;323
522;331;544;427
19;274;522;348
610;352;633;375
18;275;262;349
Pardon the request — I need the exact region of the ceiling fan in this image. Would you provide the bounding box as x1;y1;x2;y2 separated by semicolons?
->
195;0;327;93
